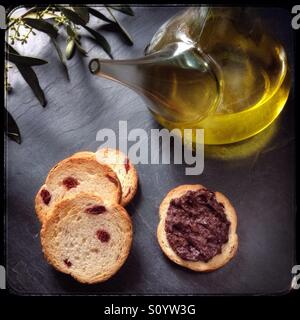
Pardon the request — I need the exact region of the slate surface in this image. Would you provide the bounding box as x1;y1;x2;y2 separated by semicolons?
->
6;6;296;295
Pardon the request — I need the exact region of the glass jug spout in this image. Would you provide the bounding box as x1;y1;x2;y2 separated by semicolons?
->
89;41;222;124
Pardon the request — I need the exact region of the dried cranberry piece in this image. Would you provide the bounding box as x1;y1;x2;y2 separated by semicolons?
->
124;157;130;173
106;174;118;186
96;230;110;243
63;259;72;267
63;177;79;190
40;189;51;205
85;205;106;215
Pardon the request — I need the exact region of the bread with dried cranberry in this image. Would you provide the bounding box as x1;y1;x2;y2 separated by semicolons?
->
41;193;132;284
35;154;122;223
157;184;238;271
96;148;138;206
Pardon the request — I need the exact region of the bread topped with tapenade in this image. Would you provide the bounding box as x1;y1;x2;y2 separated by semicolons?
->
96;148;138;206
41;193;132;284
157;184;238;271
35;153;122;223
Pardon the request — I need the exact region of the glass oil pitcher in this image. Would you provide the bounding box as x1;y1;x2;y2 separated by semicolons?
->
89;7;290;145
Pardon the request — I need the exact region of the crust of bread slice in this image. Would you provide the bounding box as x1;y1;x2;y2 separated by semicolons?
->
35;154;122;224
70;151;95;158
157;184;238;272
41;193;133;284
96;148;138;207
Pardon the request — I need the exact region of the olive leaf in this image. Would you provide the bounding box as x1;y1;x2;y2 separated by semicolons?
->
74;39;87;56
16;65;47;107
7;44;46;107
65;25;83;59
5;108;21;144
65;38;76;60
72;6;90;24
83;25;112;58
7;52;48;66
105;7;133;46
23;18;58;38
98;22;133;46
87;7;113;23
51;38;70;80
57;6;87;26
22;17;69;80
66;24;78;40
98;23;118;32
60;8;111;58
106;5;134;16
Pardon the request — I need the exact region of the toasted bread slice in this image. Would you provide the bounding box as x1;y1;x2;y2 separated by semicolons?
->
35;154;121;223
41;193;132;284
96;148;138;206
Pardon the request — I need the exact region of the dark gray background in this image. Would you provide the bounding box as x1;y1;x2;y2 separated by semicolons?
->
6;6;296;295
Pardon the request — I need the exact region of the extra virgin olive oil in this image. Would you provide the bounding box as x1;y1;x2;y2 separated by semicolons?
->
90;8;290;145
146;8;290;144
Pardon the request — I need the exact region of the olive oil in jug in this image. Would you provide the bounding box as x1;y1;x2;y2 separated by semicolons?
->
89;7;290;144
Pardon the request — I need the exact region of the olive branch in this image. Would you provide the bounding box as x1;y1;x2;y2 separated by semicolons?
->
5;4;134;144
